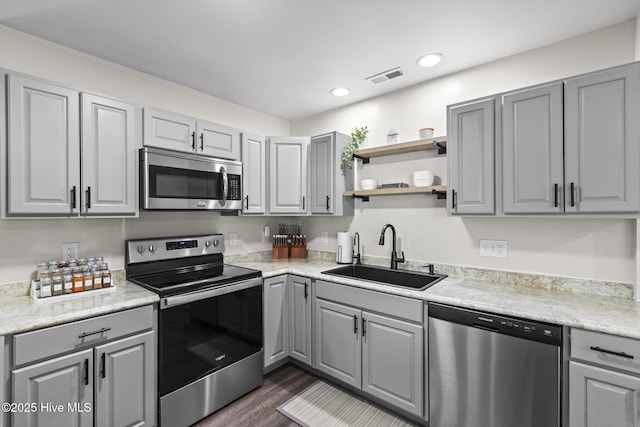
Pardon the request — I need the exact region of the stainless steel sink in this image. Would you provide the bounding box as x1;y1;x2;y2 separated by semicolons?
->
322;264;446;291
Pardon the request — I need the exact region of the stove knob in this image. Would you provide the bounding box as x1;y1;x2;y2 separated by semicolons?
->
213;239;219;247
205;240;212;248
137;245;145;255
148;244;155;253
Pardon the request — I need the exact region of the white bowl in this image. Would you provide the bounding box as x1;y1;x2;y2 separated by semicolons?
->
419;128;434;139
361;179;378;190
413;171;434;187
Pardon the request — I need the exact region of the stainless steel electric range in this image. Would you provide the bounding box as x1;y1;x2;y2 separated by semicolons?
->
126;234;263;427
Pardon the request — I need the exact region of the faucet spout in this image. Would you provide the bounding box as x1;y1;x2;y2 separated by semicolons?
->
352;232;361;265
378;224;404;270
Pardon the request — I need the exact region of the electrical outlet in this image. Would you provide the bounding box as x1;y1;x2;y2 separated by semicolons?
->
62;242;79;259
321;232;328;243
229;232;237;246
263;225;270;243
480;239;507;258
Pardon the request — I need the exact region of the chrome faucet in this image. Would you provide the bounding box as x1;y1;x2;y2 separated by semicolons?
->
378;224;405;270
352;232;361;265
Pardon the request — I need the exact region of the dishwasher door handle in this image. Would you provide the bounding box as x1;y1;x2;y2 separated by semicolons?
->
472;322;500;333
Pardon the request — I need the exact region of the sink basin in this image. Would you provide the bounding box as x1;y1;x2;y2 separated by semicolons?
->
322;265;446;291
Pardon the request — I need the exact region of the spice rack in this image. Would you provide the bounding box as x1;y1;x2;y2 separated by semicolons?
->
31;280;116;302
33;256;113;300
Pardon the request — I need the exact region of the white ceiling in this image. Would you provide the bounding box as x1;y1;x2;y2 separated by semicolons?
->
0;0;639;120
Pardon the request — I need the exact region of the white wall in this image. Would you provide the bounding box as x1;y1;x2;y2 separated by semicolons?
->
0;25;289;284
294;19;638;284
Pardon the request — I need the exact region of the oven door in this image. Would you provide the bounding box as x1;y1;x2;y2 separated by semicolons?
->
141;147;242;210
158;277;263;397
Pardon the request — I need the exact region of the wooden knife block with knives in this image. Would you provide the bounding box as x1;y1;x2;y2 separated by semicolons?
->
272;235;307;259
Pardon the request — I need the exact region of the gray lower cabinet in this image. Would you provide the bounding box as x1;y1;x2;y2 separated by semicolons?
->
569;328;640;426
314;280;423;418
11;305;156;427
264;276;289;368
288;276;312;364
447;97;496;215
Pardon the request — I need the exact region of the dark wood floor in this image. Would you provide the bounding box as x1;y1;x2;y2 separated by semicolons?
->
193;364;317;427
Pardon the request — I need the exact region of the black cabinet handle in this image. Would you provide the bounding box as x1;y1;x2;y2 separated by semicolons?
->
590;346;634;359
362;318;367;338
554;183;558;208
200;133;204;151
451;189;457;210
326;195;330;211
85;187;91;210
304;283;308;300
191;131;196;151
84;359;89;385
245;195;249;210
302;196;305;210
100;353;106;378
353;315;358;334
78;327;111;339
570;182;575;207
71;186;77;209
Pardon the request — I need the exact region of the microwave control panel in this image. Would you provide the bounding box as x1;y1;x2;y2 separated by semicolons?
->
228;174;241;200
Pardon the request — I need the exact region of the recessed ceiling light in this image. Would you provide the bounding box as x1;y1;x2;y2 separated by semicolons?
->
330;87;350;97
416;53;444;68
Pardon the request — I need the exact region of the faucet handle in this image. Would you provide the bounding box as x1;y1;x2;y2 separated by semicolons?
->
397;251;405;263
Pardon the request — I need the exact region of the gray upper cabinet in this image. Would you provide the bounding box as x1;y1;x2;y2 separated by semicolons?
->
241;133;267;214
81;93;139;216
448;97;496;215
502;82;564;214
197;120;240;160
143;108;240;160
268;136;309;214
288;276;312;365
7;74;81;216
309;132;354;216
6;74;139;217
564;63;640;213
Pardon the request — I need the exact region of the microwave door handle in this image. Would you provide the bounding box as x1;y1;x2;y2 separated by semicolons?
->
220;166;228;207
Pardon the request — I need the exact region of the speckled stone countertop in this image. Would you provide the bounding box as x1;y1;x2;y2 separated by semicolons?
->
230;258;640;340
0;273;158;336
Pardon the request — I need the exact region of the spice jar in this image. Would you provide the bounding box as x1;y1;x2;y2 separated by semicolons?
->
37;262;48;279
40;278;52;298
63;274;73;294
72;273;84;293
92;268;103;289
83;271;94;291
101;264;112;288
52;275;63;296
39;269;52;281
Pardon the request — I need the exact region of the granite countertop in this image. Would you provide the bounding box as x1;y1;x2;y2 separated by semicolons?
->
232;259;640;340
0;277;158;336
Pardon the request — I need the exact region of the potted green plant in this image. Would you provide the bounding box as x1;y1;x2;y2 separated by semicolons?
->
340;126;369;175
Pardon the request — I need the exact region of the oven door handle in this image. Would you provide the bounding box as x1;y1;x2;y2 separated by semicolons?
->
161;277;261;309
220;166;228;207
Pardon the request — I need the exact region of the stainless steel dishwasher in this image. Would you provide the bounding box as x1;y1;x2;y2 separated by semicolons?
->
428;302;562;427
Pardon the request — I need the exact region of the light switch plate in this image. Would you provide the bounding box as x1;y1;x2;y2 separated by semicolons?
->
229;233;237;246
321;232;328;243
480;239;507;258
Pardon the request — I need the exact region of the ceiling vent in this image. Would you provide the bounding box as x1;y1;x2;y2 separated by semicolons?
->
366;67;404;85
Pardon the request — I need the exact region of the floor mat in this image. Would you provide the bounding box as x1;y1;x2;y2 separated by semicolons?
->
277;380;416;427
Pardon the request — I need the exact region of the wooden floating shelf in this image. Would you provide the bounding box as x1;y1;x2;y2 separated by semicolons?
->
353;136;446;161
345;184;447;198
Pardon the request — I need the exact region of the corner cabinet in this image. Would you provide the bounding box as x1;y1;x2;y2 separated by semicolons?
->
11;305;156;427
268;137;309;214
143;107;240;160
309;132;354;216
241;133;267;214
6;74;139;217
314;280;424;418
288;276;312;364
447;97;496;215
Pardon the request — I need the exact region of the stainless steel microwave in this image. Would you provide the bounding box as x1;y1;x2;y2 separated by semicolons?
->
140;147;242;211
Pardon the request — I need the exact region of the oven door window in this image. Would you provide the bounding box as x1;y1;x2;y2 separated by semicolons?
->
159;286;263;396
149;165;223;199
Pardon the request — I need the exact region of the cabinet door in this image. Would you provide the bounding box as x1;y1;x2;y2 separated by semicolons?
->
264;276;288;368
502;83;564;214
268;137;309;214
12;349;93;427
143;108;196;153
448;98;495;214
95;331;155;427
310;134;334;214
314;299;361;388
81;93;139;216
564;63;640;213
197;120;240;160
362;311;423;417
570;361;640;427
7;75;80;215
288;276;312;365
241;133;267;214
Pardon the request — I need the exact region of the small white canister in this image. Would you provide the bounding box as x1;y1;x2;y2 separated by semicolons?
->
336;232;352;264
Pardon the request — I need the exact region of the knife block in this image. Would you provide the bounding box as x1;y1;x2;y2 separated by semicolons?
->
290;244;308;259
272;245;289;260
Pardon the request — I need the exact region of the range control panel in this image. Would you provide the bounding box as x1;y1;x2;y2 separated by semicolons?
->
126;234;224;264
